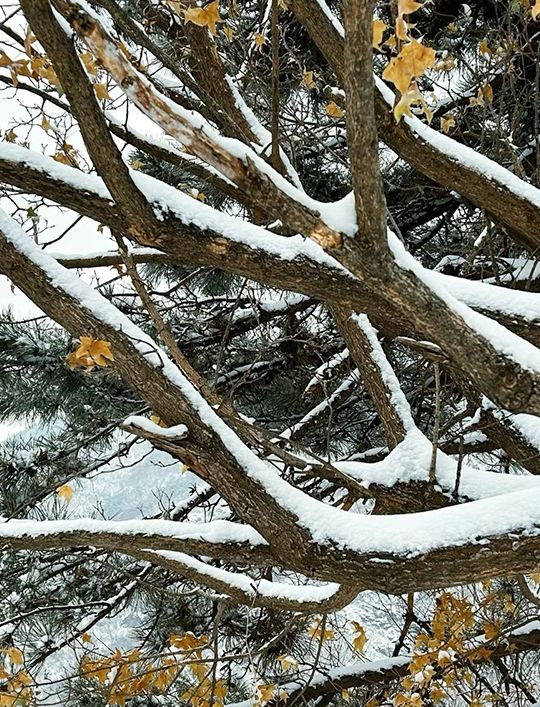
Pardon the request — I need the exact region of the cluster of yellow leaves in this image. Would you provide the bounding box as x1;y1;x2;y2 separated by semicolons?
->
52;142;80;167
80;633;225;706
469;82;494;107
254;683;289;706
378;0;437;123
183;1;221;35
174;633;229;707
382;38;436;122
388;587;521;707
66;336;114;370
0;30;60;91
0;647;32;706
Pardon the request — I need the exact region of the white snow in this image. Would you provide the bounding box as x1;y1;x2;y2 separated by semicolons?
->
123;415;188;440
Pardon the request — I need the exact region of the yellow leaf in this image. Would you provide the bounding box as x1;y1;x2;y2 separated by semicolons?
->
11;60;32;78
131;159;142;170
184;1;221;35
67;337;114;370
24;29;36;57
468;646;492;661
256;684;276;705
81;633;92;643
482;619;500;641
308;617;335;641
277;654;298;671
94;83;110;101
81;657;111;684
6;647;23;666
326;101;344;119
302;70;316;90
11;670;31;687
80;52;98;76
56;484;73;503
393;85;432;123
342;689;350;702
382;39;436;94
396;0;423;40
430;686;446;703
433;55;455;71
150;414;167;427
398;0;423;14
254;33;266;46
41;116;51;132
532;0;540;19
440;115;455;133
222;25;235;41
479;39;492;55
483;82;494;102
372;19;387;50
352;623;367;653
4;129;17;143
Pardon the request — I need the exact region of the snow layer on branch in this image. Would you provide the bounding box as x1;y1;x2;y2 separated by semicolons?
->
5;209;540;560
388;231;540;372
0;516;266;546
0;142;111;199
314;0;345;36
226;656;411;707
131;169;348;268
351;314;415;432
482;398;540;451
148;550;340;602
305;348;349;393
336;427;540;500
2;142;537;331
436;271;540;322
123;415;188;439
374;75;540;210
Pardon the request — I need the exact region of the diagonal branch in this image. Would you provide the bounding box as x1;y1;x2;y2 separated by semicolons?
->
20;0;155;234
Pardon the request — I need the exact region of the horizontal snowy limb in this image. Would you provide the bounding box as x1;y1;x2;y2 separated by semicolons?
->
227;620;540;705
135;550;357;612
0;517;274;566
4;212;540;596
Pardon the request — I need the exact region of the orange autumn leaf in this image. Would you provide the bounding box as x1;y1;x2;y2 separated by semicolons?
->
5;647;23;666
382;39;436;94
184;1;221;35
67;336;114;370
56;483;73;503
326;101;344;119
373;19;387;50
